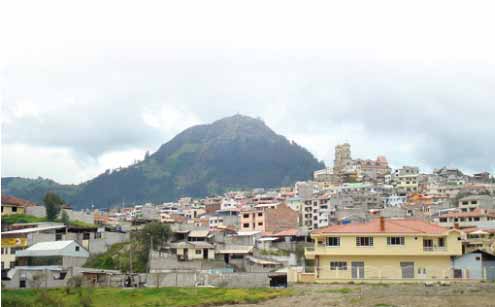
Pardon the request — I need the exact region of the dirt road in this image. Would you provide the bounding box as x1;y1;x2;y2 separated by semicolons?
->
219;283;495;307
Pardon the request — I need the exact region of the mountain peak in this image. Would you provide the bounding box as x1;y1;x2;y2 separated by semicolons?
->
2;115;325;209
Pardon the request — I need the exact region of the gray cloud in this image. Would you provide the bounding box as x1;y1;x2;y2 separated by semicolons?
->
2;50;495;183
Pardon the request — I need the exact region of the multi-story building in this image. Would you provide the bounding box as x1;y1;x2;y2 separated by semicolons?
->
301;194;334;231
295;181;316;200
208;209;239;229
330;183;384;210
313;168;334;182
462;227;495;254
383;194;407;207
435;208;495;229
304;217;462;282
393;166;420;193
458;195;495;212
240;204;298;233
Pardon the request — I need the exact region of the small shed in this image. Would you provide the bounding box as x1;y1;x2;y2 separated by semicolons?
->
16;240;89;268
453;250;495;281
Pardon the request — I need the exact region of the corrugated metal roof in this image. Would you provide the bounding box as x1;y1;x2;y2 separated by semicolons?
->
188;230;210;237
1;225;65;235
25;240;73;251
16;240;89;258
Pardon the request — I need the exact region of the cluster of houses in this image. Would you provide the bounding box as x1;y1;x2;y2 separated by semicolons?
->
1;144;495;287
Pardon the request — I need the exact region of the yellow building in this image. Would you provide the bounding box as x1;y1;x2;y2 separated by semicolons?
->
1;238;28;270
304;217;462;282
1;195;36;216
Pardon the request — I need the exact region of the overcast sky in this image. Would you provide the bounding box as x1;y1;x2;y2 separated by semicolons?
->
1;1;495;184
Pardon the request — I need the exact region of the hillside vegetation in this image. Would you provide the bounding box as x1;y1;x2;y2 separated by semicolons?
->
1;287;292;307
2;115;324;209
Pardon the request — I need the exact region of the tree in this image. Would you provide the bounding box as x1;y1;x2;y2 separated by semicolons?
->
43;192;64;221
133;222;171;271
135;222;171;252
61;210;70;225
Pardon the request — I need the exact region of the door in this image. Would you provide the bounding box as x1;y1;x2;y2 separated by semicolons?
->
203;248;209;259
400;262;415;279
486;265;495;281
352;262;365;279
183;248;188;261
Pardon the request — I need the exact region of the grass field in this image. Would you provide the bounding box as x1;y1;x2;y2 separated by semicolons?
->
1;287;292;307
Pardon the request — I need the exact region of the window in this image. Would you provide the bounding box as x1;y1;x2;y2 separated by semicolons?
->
12;206;18;212
356;237;373;246
438;238;445;247
330;261;347;270
423;239;433;249
1;248;4;254
242;223;249;228
326;237;340;246
95;232;102;239
387;237;405;246
243;214;249;218
75;246;80;252
56;234;63;241
83;233;90;240
258;222;263;226
195;250;202;255
257;212;263;217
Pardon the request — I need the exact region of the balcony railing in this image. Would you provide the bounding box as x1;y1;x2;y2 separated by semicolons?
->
305;247;315;252
423;246;447;252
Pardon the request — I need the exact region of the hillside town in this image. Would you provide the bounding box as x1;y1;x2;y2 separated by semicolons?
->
2;144;495;289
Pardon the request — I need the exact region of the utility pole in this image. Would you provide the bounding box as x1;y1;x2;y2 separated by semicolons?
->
148;233;153;273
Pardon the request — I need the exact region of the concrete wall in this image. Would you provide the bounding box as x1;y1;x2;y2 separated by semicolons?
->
206;272;270;287
62;209;94;225
3;268;74;289
88;232;129;255
225;234;261;246
144;271;270;288
28;232;57;245
62;256;88;268
145;271;198;287
26;206;47;218
149;251;227;271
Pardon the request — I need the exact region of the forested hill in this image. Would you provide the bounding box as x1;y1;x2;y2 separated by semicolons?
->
2;115;325;209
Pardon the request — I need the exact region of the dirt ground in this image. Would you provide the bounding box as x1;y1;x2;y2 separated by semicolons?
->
220;282;495;307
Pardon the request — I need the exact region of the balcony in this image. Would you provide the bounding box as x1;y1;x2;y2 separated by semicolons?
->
423;246;447;252
304;247;315;259
304;244;455;257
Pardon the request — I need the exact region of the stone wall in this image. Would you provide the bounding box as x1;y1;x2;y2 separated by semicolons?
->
144;271;270;288
26;206;47;218
149;251;227;272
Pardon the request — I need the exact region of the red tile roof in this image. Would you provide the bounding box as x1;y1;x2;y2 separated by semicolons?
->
463;227;495;234
439;208;495;218
1;195;37;207
313;218;449;235
272;228;303;237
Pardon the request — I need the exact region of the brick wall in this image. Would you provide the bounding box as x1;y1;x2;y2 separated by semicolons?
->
265;204;298;233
